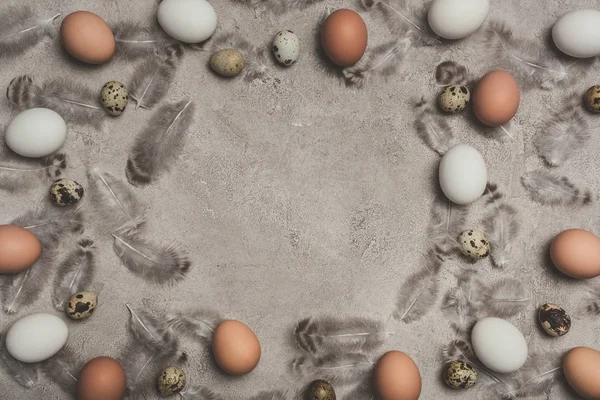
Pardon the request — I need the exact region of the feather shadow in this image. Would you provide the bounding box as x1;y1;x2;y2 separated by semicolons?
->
482;183;519;268
342;39;411;88
294;316;387;356
113;233;191;285
414;96;454;156
521;169;592;206
292;353;373;385
6;75;105;127
129;44;183;110
209;32;268;82
0;6;60;58
0;152;66;192
40;346;84;395
113;21;175;60
0;338;39;388
126;99;195;186
166;308;222;343
435;61;468;85
51;239;96;311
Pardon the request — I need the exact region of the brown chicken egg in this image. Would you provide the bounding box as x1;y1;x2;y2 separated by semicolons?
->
550;229;600;279
563;347;600;399
472;70;520;126
0;225;41;273
77;357;126;400
321;9;368;66
212;320;261;375
60;11;115;64
374;351;422;400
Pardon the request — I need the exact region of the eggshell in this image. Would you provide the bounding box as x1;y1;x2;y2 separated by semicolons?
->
471;317;527;373
321;9;368;67
272;30;300;66
438;144;487;205
0;225;41;273
585;85;600;112
552;9;600;58
212;320;261;375
77;357;126;400
428;0;489;39
550;229;600;279
5;108;67;158
472;70;520;126
563;347;600;400
60;11;115;64
210;49;245;77
374;351;421;400
6;313;68;363
157;0;217;43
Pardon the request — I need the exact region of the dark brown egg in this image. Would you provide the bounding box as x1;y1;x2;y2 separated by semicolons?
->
309;379;336;400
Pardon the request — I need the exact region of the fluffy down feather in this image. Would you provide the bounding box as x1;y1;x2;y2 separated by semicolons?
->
414;97;454;156
0;152;66;192
292;353;374;384
0;6;60;58
521;169;592;206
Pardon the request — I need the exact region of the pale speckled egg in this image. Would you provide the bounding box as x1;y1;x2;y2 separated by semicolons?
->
439;85;470;113
50;179;84;207
210;49;245;77
459;229;490;259
157;366;186;395
101;81;128;116
538;303;571;337
66;291;97;320
444;360;478;389
310;379;336;400
585;85;600;112
272;30;300;66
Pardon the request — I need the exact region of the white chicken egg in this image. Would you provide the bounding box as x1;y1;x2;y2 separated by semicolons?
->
552;9;600;58
428;0;489;40
6;313;68;362
471;317;528;373
5;108;67;158
438;144;487;205
157;0;217;43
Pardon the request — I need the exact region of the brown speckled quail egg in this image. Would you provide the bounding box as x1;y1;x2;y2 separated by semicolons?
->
459;229;490;260
309;379;336;400
439;85;470;113
66;291;97;320
444;360;478;389
157;366;186;395
101;81;128;116
210;49;245;77
50;178;84;207
272;30;299;66
585;85;600;112
538;303;571;337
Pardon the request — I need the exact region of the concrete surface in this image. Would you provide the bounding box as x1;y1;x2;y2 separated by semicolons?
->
2;0;600;399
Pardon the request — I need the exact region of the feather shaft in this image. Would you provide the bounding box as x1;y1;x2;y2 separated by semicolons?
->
0;340;39;388
521;170;592;206
3;249;54;314
480;278;529;318
51;239;96;311
167;309;221;342
428;194;466;255
482;183;519;268
292;353;373;384
0;6;60;58
113;22;173;59
414;96;454;156
342;39;410;87
40;347;83;394
0;153;66;192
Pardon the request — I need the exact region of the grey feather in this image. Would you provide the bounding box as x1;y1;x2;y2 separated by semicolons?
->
292;353;374;384
394;249;443;323
209;32;268;82
482;183;520;268
342;39;411;88
428;194;466;255
482;21;568;90
512;350;563;398
180;385;224;400
166;308;222;342
0;338;39;388
129;45;183;110
113;21;174;60
414;96;454;156
0;152;66;192
51;239;96;311
534;92;591;167
113;233;191;285
442;268;482;334
345;379;375;400
2;248;55;314
10;205;83;246
126;304;182;355
480;278;529;318
0;6;60;58
40;346;83;395
521;170;592;206
584;282;600;315
360;0;439;46
87;168;146;234
238;0;325;15
6;75;104;127
436;61;468;85
294;316;387;356
121;345;164;397
247;391;290;400
442;339;476;364
126;100;195;186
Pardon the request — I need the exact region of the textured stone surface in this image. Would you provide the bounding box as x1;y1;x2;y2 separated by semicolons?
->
1;1;599;399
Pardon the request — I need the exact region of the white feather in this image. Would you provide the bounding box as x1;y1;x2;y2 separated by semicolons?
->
0;6;59;58
51;239;96;311
292;353;374;384
521;169;592;206
166;308;222;342
482;184;520;268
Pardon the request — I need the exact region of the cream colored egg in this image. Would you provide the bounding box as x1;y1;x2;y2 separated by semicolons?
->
157;366;186;395
459;230;490;259
66;291;97;320
101;81;128;116
210;49;245;77
438;85;470;113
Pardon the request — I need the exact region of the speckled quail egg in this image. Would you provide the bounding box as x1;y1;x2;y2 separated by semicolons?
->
101;81;128;116
459;229;490;260
438;85;470;113
444;360;478;389
585;85;600;112
539;303;571;337
50;178;84;207
309;380;336;400
210;49;245;77
157;366;186;395
272;30;300;66
66;291;97;320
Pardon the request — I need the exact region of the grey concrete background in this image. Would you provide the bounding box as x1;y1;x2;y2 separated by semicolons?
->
2;0;600;399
